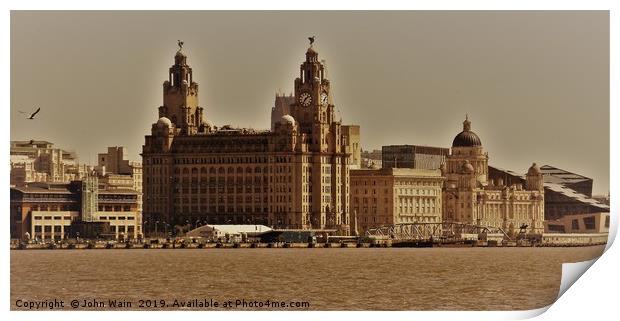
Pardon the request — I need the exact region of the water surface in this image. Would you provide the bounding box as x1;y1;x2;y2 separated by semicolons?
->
10;246;604;310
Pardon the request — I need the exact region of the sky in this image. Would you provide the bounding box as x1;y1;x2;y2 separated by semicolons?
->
10;11;609;195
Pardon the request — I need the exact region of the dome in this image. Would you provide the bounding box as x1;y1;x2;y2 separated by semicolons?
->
452;131;482;147
175;50;186;58
461;160;475;174
156;117;172;128
452;115;482;147
527;163;541;175
306;46;317;55
280;114;296;125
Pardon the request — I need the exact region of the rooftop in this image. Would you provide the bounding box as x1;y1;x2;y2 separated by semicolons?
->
544;182;609;210
540;165;592;185
351;167;442;177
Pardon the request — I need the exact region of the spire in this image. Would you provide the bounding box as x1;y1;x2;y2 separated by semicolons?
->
299;37;324;83
463;114;471;131
169;41;192;88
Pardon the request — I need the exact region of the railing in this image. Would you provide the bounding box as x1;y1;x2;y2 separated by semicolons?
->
365;222;512;242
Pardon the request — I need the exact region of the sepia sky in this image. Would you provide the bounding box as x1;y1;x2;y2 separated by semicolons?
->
10;11;609;194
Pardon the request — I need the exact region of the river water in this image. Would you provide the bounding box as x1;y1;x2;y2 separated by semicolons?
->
10;246;604;310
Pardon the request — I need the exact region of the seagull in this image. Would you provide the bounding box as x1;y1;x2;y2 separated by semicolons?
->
308;36;315;46
21;107;41;119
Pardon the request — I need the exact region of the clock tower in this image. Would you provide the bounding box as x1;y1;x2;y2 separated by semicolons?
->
290;42;339;153
285;38;350;233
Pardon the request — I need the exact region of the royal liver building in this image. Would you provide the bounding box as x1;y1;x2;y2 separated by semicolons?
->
142;40;356;235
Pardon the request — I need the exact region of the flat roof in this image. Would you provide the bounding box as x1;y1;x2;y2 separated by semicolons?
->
351;168;442;177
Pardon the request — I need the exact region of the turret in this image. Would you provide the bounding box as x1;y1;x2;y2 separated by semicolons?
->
158;41;207;135
526;162;544;191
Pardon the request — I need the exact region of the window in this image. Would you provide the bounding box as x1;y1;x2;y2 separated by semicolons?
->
583;216;596;230
605;216;610;228
571;219;579;230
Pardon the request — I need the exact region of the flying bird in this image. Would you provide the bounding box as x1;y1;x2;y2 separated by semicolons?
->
308;36;315;46
21;107;41;119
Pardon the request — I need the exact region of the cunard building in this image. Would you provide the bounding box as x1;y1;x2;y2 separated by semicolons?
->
142;40;356;235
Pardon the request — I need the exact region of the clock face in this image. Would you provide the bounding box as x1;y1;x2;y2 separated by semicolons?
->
320;92;328;105
299;92;312;107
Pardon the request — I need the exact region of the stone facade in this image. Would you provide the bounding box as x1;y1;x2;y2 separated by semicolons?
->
10;140;86;186
10;181;141;241
95;146;143;217
442;116;545;235
142;42;355;235
342;125;361;169
350;168;443;234
488;165;609;221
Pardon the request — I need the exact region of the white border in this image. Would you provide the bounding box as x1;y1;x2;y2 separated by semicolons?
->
2;1;617;321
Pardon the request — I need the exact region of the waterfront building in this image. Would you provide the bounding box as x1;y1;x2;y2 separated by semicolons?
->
382;145;449;170
10;177;141;241
95;146;143;216
271;97;361;170
544;212;609;234
543;182;609;221
342;125;361;169
539;165;593;197
10;140;86;186
441;116;545;235
350;168;443;234
488;165;609;221
142;40;356;234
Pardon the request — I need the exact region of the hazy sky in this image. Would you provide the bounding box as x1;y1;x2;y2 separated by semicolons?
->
10;11;609;194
